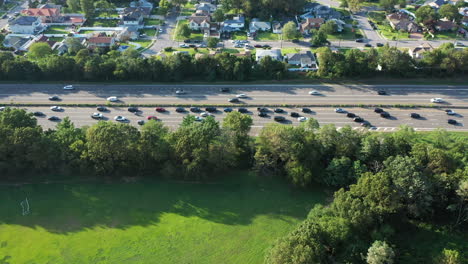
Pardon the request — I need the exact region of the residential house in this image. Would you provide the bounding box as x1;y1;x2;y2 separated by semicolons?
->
33;35;56;48
329;18;346;32
189;16;211;30
196;3;217;13
86;34;115;49
2;35;31;51
424;0;446;9
272;22;282;34
249;18;271;33
38;3;62;9
313;5;342;19
408;43;434;60
435;20;458;31
122;7;151;18
462;16;468;27
130;0;154;9
8;16;44;34
21;8;61;23
386;12;420;33
120;9;144;27
194;9;210;16
60;14;86;26
116;26;139;41
300;18;324;33
222;15;245;32
459;7;468;26
52;41;68;55
303;2;320;12
255;49;282;62
286;50;317;69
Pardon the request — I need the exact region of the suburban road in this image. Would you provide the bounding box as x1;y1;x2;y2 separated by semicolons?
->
13;106;468;133
1;84;468;107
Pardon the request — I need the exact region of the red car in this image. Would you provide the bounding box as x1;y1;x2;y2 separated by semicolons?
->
155;107;166;112
147;116;158;120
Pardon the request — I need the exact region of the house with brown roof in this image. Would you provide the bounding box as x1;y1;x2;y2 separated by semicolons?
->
300;18;324;33
386;12;420;33
34;35;56;48
435;20;458;31
21;8;61;23
408;43;434;60
189;16;211;30
86;34;115;49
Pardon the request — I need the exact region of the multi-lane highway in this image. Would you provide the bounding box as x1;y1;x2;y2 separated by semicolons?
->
15;106;467;134
1;84;468;106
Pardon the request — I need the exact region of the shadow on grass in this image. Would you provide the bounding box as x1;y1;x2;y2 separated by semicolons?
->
0;171;326;233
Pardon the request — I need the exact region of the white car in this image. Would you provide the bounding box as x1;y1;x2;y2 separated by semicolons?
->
50;106;62;111
446;110;457;115
179;44;188;48
107;96;118;102
430;98;444;103
91;112;103;119
334;108;346;113
308;90;320;95
236;93;247;98
0;107;5;111
175;90;186;95
298;117;308;122
200;112;211;117
63;85;74;90
114;115;127;122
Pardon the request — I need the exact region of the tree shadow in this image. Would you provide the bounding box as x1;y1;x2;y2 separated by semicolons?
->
0;172;325;234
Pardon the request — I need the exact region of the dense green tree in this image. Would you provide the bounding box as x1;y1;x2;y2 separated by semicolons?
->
366;240;395;264
439;4;462;22
380;0;397;12
28;42;53;60
80;0;94;18
67;0;80;12
320;20;337;35
415;5;438;25
207;37;219;48
138;120;170;174
311;29;328;47
212;9;225;22
176;24;191;40
282;21;299;40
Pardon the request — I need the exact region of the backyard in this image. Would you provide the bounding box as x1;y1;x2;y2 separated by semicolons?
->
0;171;325;264
143;18;163;26
174;20;203;41
43;26;70;35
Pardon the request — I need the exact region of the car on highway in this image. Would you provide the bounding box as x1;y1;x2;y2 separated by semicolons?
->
48;116;60;121
179;44;188;48
190;107;201;112
274;116;285;122
254;44;263;48
377;90;387;95
236;93;247;98
107;96;118;102
220;87;230;92
274;108;284;113
33;111;44;117
155;107;166;112
298;117;308;122
376;43;384;47
50;106;62;111
205;107;217;112
380;112;390;118
200;112;211;117
446;109;456;115
364;44;372;47
229;98;240;103
308;90;320;95
346;112;356;118
175;90;186;95
353;117;364;122
114;116;127;122
448;119;457;125
175;107;185;113
258;112;268;117
431;98;444;103
290;112;300;117
355;38;364;43
334;108;346;113
137;120;145;125
147;116;158;120
49;95;60;101
361;121;371;127
97;106;108;112
195;116;204;122
224;107;233;112
63;85;74;90
257;107;268;112
374;107;384;113
91;113;103;119
410;113;421;119
128;107;139;113
302;108;312;113
238;107;248;113
262;45;271;49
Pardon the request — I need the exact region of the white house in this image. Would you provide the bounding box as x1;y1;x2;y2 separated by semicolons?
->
222;15;245;32
188;16;211;30
256;49;282;62
195;3;217;13
272;22;282;34
249;18;271;33
286;51;317;69
408;43;434;60
8;16;44;34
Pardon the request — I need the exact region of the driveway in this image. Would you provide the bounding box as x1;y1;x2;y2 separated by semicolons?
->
142;10;179;57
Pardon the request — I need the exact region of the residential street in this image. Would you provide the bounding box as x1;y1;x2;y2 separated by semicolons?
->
142;9;179;57
0;1;28;30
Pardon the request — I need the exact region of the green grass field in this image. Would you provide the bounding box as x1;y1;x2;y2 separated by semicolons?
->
43;26;70;35
256;32;280;41
0;172;325;264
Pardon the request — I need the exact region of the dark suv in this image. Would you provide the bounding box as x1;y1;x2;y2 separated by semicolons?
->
205;107;217;112
274;116;285;122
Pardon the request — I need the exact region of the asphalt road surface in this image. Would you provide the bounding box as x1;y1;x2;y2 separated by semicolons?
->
15;106;467;134
1;84;468;107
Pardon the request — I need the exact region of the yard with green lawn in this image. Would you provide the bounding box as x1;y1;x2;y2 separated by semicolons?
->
43;26;70;35
95;11;119;18
86;19;119;27
377;24;410;40
231;31;247;40
144;18;163;26
327;27;358;40
131;39;153;51
256;31;280;41
139;28;157;37
0;171;325;264
432;31;463;40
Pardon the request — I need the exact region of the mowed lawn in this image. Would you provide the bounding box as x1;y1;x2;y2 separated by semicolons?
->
0;172;326;264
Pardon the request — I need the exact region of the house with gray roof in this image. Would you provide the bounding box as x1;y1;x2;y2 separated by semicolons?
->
286;50;317;69
196;3;217;13
249;18;271;33
222;15;245;32
8;16;44;34
256;49;282;62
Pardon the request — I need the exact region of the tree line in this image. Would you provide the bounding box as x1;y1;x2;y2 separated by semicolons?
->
0;107;467;262
0;43;466;82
